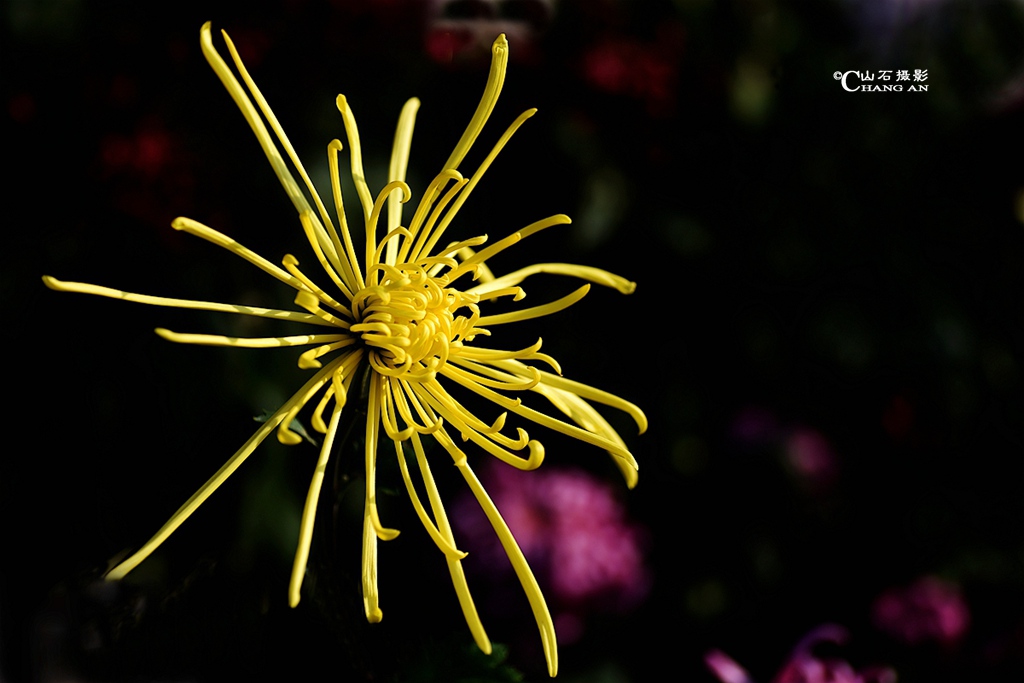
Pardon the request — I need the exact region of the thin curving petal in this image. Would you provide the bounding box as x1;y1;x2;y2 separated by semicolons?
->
532;383;640;489
361;499;383;623
220;30;343;270
443;34;509;171
413;108;536;263
500;359;648;434
327;139;365;291
171;216;307;291
105;360;347;581
155;329;347;349
446;214;571;284
441;363;638;469
199;23;311;218
43;276;335;327
276;353;360;445
336;95;374;222
454;455;558;677
386;98;420;265
364;372;401;541
409;432;492;655
476;284;590;327
289;401;343;607
469;262;637;297
393;435;467;561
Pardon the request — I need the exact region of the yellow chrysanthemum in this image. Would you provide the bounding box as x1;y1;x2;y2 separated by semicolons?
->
43;22;645;677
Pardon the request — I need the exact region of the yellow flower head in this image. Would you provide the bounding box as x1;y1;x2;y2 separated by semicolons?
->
44;22;646;677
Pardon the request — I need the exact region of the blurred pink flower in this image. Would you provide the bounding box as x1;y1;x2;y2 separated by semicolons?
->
706;625;896;683
872;576;970;646
729;407;840;492
783;427;840;490
454;463;650;641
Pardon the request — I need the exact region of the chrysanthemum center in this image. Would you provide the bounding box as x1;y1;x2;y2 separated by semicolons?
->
350;266;480;379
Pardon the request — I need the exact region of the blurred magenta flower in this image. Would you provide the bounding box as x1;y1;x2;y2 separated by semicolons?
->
730;407;840;492
706;624;896;683
783;427;840;491
454;462;650;642
872;576;970;646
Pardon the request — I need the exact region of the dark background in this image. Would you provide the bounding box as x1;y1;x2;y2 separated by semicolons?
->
4;0;1023;681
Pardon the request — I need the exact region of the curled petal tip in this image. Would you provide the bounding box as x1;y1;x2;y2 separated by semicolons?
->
311;414;328;434
611;447;640;488
277;426;303;446
41;275;61;290
525;440;545;469
294;290;320;312
200;23;214;48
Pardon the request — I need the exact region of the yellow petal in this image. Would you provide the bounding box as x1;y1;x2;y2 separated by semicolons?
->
218;28;345;271
413;108;536;263
171;216;306;291
476;285;590;327
447;214;571;284
43;276;334;327
442;34;509;171
469;262;637;297
442;363;638;469
199;23;312;219
386;98;420;265
105;359;347;581
393;435;467;560
335;95;374;221
155;329;347;349
408;433;491;654
454;455;557;677
289;402;343;607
